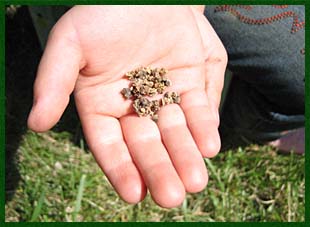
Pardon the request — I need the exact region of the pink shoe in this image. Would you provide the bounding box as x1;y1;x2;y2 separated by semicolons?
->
269;128;305;155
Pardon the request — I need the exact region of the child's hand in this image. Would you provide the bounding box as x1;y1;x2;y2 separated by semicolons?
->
27;6;227;208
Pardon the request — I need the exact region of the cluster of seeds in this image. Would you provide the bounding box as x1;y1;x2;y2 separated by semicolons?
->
162;91;181;105
121;66;181;122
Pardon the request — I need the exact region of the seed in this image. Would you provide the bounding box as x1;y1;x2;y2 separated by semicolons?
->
161;91;181;105
164;79;171;87
151;114;159;122
121;88;132;99
173;95;181;104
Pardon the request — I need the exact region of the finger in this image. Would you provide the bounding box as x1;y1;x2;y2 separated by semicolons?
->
79;114;147;204
157;104;208;193
181;88;221;158
155;67;221;158
28;16;86;132
193;10;228;109
120;115;185;208
186;12;227;158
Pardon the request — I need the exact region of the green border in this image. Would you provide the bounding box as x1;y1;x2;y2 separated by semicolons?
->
1;0;309;225
2;0;308;5
1;222;309;226
305;1;309;223
1;3;4;224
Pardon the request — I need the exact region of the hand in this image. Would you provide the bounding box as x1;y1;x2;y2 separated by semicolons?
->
27;6;227;208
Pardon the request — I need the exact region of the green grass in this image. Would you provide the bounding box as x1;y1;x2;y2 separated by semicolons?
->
5;130;305;222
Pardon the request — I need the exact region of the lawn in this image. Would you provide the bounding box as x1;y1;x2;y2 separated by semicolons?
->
5;130;305;222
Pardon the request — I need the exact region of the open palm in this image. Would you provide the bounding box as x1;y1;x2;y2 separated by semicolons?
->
28;6;227;208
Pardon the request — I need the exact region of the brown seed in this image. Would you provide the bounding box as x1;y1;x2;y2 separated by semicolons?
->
173;96;181;104
151;114;159;122
163;78;171;87
121;88;132;99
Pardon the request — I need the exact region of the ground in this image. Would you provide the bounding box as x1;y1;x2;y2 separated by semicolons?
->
5;6;305;222
5;130;305;222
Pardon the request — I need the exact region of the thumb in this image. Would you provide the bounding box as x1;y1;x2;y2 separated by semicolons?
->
28;14;85;132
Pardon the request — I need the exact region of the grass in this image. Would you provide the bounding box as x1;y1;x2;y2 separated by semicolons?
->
5;130;305;222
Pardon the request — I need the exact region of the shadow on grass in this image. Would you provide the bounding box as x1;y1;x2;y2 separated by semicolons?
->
5;6;83;202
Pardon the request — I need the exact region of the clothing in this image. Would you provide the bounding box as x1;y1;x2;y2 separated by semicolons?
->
204;5;305;150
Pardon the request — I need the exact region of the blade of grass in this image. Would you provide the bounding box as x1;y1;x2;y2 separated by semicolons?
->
72;174;86;222
204;158;225;191
30;190;45;222
287;182;292;222
182;196;188;221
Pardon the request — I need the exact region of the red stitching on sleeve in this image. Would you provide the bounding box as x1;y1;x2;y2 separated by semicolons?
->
214;5;305;34
235;5;253;10
272;5;289;9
